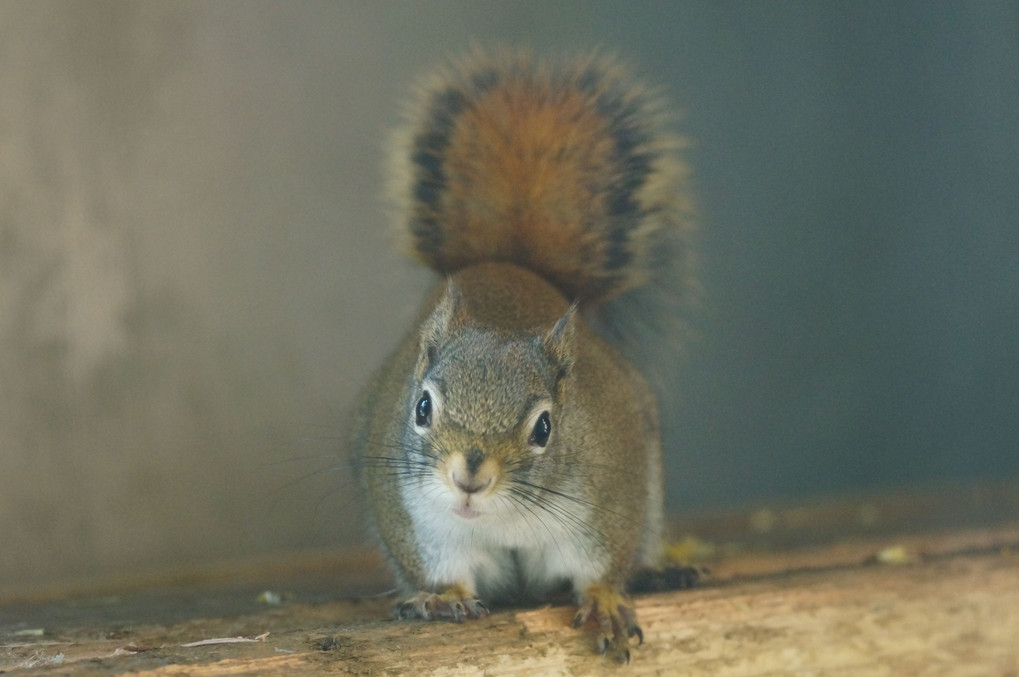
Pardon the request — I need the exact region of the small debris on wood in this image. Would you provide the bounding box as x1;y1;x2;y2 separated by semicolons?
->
315;636;341;651
108;647;138;657
865;544;919;565
16;651;64;669
665;535;716;562
180;632;269;647
256;590;284;605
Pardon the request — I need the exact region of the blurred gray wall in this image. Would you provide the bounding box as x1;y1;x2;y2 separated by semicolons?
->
2;1;1016;592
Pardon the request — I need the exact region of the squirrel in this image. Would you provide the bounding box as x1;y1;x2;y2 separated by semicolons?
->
351;49;695;663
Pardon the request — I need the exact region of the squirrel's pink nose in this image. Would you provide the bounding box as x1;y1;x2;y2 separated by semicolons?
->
453;473;491;495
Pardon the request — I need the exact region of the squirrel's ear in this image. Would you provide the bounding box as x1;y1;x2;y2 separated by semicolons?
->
416;280;464;378
541;303;577;383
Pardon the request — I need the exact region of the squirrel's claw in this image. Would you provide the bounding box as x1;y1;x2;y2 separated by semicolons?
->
395;586;489;623
572;584;643;663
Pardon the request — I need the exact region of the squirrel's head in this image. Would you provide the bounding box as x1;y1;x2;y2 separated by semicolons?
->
404;282;576;521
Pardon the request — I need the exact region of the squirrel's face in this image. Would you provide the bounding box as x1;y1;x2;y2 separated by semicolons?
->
407;328;564;521
401;282;575;523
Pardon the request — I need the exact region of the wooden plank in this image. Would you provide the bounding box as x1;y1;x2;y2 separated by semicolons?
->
2;525;1017;675
4;479;1018;675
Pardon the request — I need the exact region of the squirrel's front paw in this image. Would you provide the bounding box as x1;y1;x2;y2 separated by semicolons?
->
571;584;643;663
395;585;489;623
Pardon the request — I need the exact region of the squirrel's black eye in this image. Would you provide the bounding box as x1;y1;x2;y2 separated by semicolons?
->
530;411;551;447
415;391;432;427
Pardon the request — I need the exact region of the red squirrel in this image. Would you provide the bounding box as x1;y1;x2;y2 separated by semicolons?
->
352;50;695;662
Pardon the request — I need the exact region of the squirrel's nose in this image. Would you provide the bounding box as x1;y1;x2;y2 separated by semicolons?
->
453;448;491;494
454;474;491;495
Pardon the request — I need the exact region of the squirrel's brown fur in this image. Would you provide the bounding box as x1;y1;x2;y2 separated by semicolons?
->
388;49;692;304
354;50;694;663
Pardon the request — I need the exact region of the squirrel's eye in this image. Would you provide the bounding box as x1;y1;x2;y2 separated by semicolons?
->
529;411;551;448
415;391;432;427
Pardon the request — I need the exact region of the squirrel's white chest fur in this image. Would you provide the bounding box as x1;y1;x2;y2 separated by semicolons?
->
402;474;606;600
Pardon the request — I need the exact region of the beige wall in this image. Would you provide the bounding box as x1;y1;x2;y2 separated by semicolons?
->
1;2;433;592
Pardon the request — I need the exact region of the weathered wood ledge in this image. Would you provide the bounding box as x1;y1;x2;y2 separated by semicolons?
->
2;484;1017;676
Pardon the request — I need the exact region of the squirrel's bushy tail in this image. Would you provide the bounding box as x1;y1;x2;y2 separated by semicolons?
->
388;49;694;305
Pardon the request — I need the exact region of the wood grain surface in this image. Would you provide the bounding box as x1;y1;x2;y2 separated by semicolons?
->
3;485;1017;676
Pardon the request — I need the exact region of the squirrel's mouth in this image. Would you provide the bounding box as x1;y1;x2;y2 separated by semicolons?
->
453;502;481;520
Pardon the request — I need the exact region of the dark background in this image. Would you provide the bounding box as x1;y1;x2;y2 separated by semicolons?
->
2;1;1016;592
